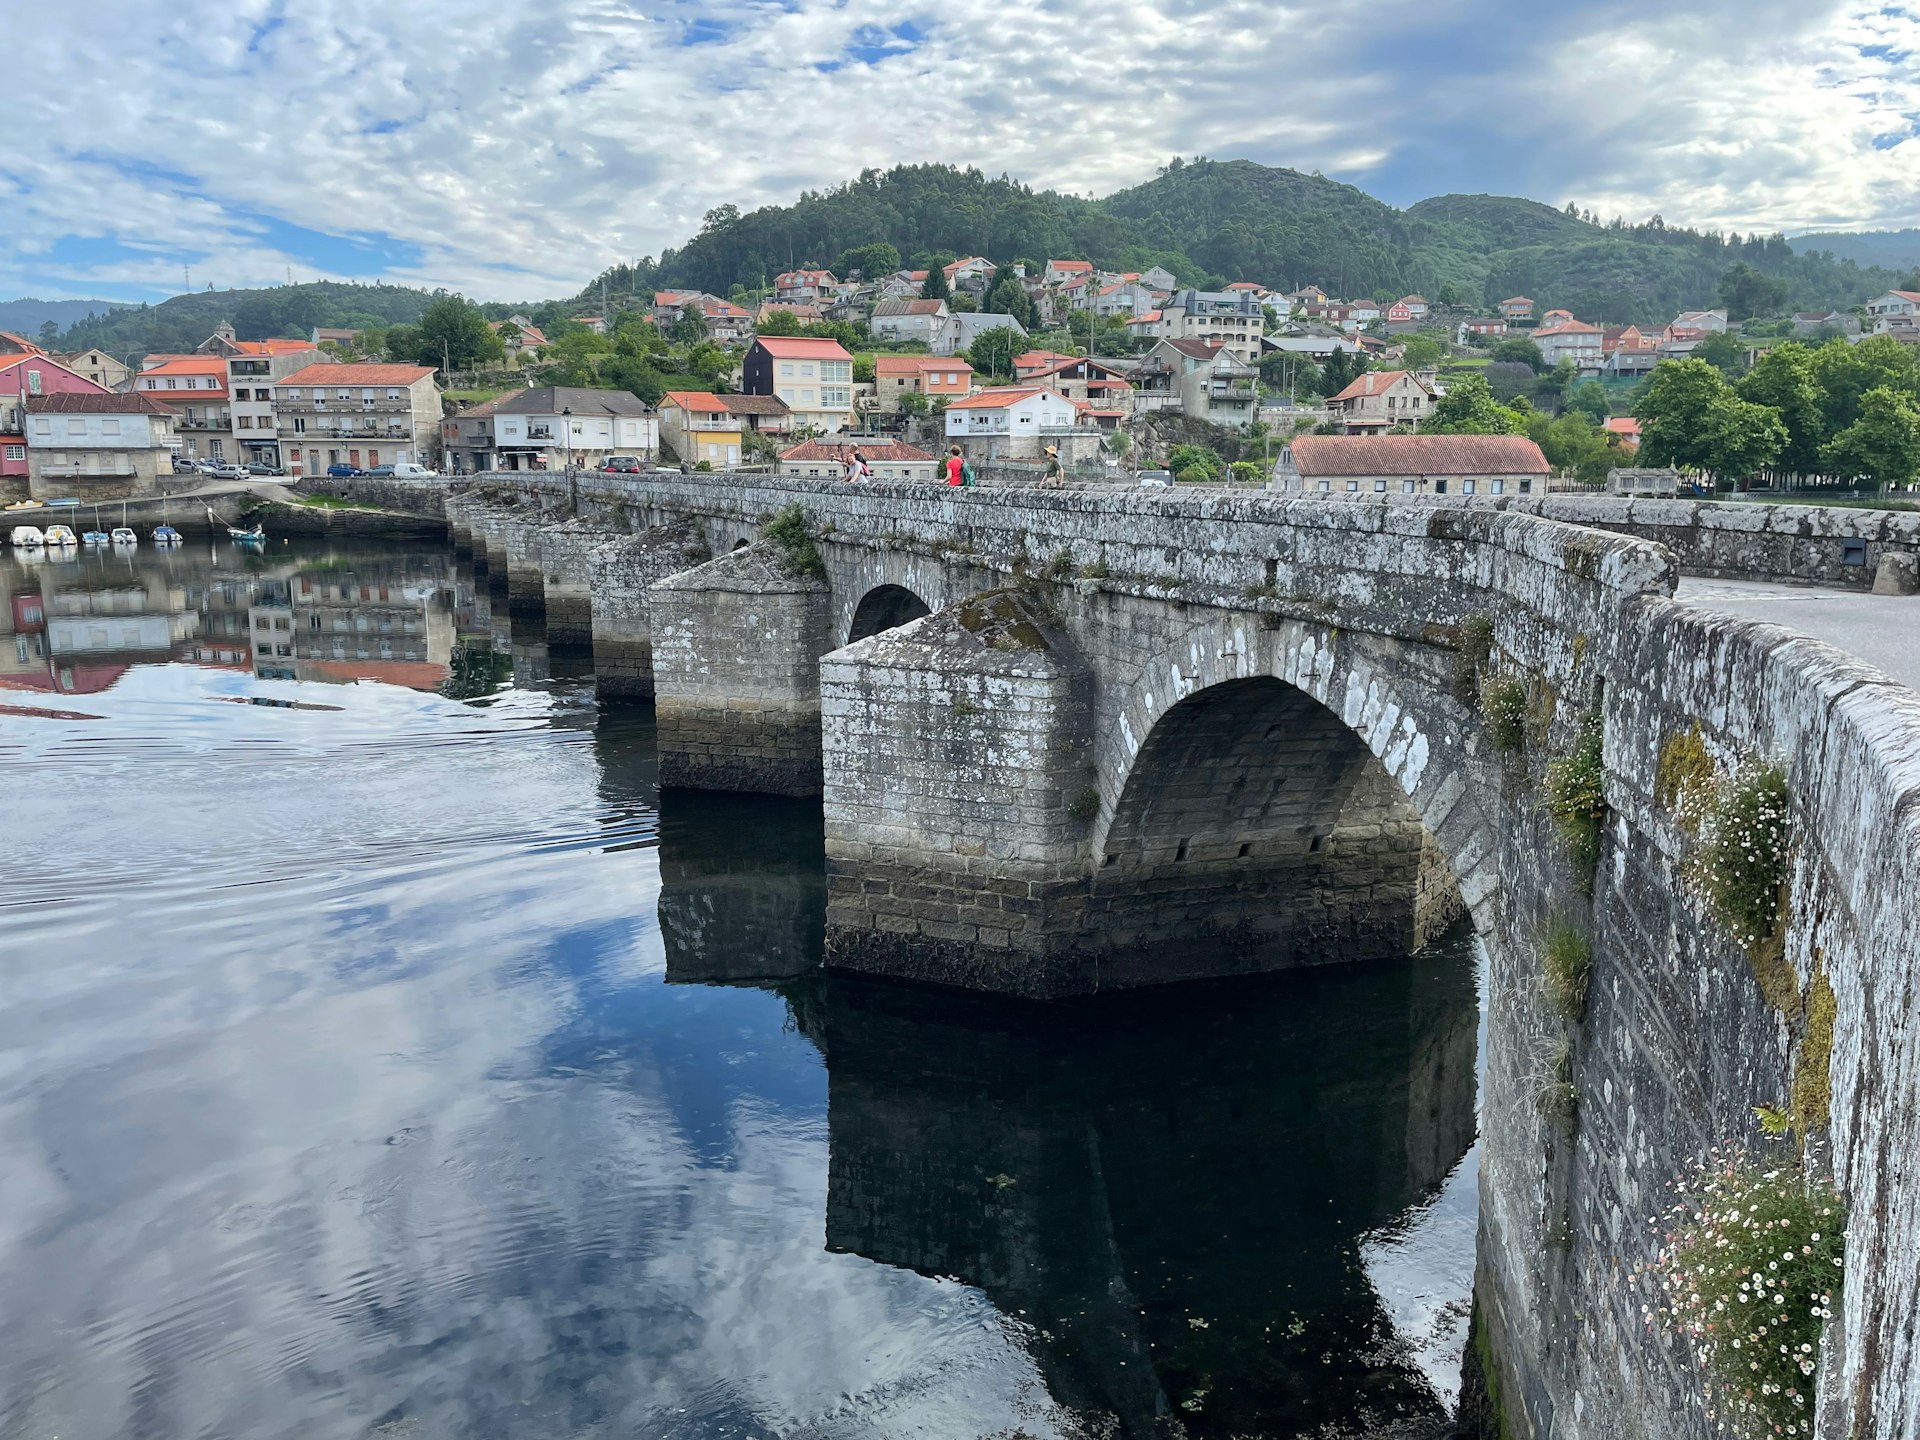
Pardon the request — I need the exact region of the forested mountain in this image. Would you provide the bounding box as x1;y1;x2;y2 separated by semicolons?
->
627;159;1906;325
0;297;130;338
1791;229;1920;274
49;281;442;362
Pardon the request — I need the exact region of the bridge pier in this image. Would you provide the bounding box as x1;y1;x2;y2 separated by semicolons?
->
585;522;711;699
820;591;1095;996
496;517;549;624
649;542;830;794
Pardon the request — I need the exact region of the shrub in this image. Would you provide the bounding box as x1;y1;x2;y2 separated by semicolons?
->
1532;1036;1578;1134
1174;465;1211;484
1452;614;1495;702
1648;1146;1845;1438
1167;443;1224;479
1541;916;1592;1023
1480;674;1528;754
1693;761;1790;951
1229;460;1264;484
693;459;713;472
1542;712;1608;888
1068;786;1101;823
759;504;827;580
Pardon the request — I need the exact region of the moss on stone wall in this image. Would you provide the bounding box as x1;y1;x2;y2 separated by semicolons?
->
1793;965;1837;1134
1656;723;1716;826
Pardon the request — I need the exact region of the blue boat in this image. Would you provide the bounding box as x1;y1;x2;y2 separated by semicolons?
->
82;531;110;546
153;525;182;545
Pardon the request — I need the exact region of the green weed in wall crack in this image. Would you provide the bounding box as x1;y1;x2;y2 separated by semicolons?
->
1643;1144;1845;1439
1480;674;1529;755
1692;760;1791;952
759;505;827;580
1542;711;1608;890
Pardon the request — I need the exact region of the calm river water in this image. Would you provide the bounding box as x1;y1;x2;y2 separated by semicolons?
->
0;537;1484;1440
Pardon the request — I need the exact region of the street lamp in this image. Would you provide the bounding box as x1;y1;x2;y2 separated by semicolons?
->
561;406;574;474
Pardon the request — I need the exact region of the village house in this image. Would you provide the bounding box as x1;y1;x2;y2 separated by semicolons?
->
774;269;839;304
1345;299;1384;328
1043;259;1094;286
943;386;1076;460
1135;339;1258;424
2;353;112;493
577;315;607;335
652;290;716;328
869;297;949;346
133;356;232;462
656;392;741;469
1092;279;1162;316
778;438;937;482
491;316;550;367
0;331;42;355
1162;288;1266;362
1284;285;1330;309
1013;351;1079;382
226;338;325;469
23;392;176;501
1670;308;1729;334
273;363;442;477
49;349;131;391
1457;318;1508;342
942;257;995;293
1866;291;1920;335
1539;309;1574;328
1394;295;1431;320
1020;357;1136;413
1533;319;1606;369
441;394;514;475
1498;297;1536;322
480;386;657;472
698;298;754;345
1274;433;1549;497
1124;309;1167;343
1324;369;1432;432
871;356;974;412
1792;310;1861;337
937;310;1026;358
742;336;855;433
1603;417;1642;451
756;301;824;328
720;393;794;436
1138;266;1179;291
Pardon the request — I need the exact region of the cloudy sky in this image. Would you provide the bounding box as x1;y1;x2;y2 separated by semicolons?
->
4;0;1918;303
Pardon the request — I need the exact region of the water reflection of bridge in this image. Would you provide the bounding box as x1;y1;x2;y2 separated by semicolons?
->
647;780;1480;1438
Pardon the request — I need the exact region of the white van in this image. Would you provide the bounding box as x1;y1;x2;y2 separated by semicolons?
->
390;463;439;478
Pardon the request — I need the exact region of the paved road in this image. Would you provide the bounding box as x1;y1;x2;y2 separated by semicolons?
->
1675;577;1920;690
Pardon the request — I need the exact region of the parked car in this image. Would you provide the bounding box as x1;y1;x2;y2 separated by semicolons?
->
170;457;199;475
192;458;221;473
601;456;643;473
207;462;251;481
365;465;396;478
326;464;365;478
1137;469;1173;488
390;462;438;478
246;462;285;477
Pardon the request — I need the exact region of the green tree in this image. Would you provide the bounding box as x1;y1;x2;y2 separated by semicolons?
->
37;321;59;348
920;264;951;301
1693;330;1747;377
1567;380;1611;423
1423;374;1518;434
950;291;978;313
1823;386;1920;488
1437;281;1467;309
672;303;709;346
1716;262;1788;322
1528;410;1618;485
756;308;803;337
835;242;900;281
1493;336;1545;372
1635;358;1735;470
966;324;1024;379
1736;344;1825;475
383;323;421;364
1167;443;1225;479
1317;347;1365;396
852;356;875;384
896;389;931;416
1398;333;1445;368
1700;392;1787;480
1809;333;1920;434
414;295;504;369
986;274;1035;327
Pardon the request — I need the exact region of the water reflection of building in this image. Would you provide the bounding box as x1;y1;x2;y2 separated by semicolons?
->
259;565;455;688
817;946;1480;1438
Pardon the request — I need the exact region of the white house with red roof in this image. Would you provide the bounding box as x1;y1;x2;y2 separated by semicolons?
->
1866;290;1920;335
1498;297;1535;321
1044;259;1094;285
775;269;839;303
1325;369;1433;432
869;297;949;346
872;356;974;412
943;387;1076;458
134;356;233;461
742;336;855;433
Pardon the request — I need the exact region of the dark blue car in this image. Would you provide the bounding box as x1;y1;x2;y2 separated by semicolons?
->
326;464;365;478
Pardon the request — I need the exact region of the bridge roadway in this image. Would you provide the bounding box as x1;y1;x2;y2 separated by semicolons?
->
1677;575;1920;689
442;473;1920;1440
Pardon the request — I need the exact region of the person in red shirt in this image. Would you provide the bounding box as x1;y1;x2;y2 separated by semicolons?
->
945;446;964;486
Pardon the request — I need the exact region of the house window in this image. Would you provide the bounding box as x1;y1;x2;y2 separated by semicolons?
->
26;370;41;394
1490;479;1505;495
1374;479;1387;492
1462;479;1476;495
67;419;85;435
1346;479;1359;492
101;419;120;435
3;444;22;460
146;379;158;389
780;363;795;378
166;378;177;389
1316;479;1330;492
1434;479;1447;494
1402;478;1417;493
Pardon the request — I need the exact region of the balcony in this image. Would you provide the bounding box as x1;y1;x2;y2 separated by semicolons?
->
35;462;142;478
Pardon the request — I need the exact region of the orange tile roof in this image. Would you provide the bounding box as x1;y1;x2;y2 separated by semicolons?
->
277;363;437;387
945;387;1052;411
751;336;852;360
141;356;227;375
1328;369;1428;403
1048;259;1093;272
661;390;730;414
1289;434;1548;477
874;356;974;375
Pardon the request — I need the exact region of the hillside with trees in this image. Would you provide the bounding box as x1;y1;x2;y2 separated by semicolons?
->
49;281;446;362
1790;229;1920;274
608;159;1907;326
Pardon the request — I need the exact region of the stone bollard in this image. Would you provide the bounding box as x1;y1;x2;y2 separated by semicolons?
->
650;542;830;794
1872;551;1919;596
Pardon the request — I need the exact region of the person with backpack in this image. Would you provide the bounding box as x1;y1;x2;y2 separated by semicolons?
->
945;446;965;487
1042;445;1063;488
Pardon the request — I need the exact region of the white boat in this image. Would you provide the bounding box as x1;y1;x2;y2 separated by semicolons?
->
10;525;45;547
82;530;110;546
110;527;138;546
153;525;182;545
44;525;78;546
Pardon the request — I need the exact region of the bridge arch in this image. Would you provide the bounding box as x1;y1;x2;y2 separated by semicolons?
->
846;584;934;644
1090;612;1499;952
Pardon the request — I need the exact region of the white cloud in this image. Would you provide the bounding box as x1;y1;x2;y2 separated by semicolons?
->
1;0;1917;302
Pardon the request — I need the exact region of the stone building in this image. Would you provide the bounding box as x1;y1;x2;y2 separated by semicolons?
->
23;391;176;500
1273;433;1549;496
132;356;232;463
50;349;131;391
1324;369;1433;432
273;363;442;477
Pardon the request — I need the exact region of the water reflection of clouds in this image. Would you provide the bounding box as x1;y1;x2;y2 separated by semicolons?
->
0;688;1071;1439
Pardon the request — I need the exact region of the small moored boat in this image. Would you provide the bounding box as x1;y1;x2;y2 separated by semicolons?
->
44;525;78;546
82;530;109;546
110;527;138;545
229;524;266;545
10;525;45;548
153;525;182;545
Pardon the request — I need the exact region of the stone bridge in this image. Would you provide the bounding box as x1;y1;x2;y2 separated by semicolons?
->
443;472;1920;1440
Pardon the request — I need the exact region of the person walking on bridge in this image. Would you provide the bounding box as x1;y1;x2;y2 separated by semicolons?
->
945;446;965;487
